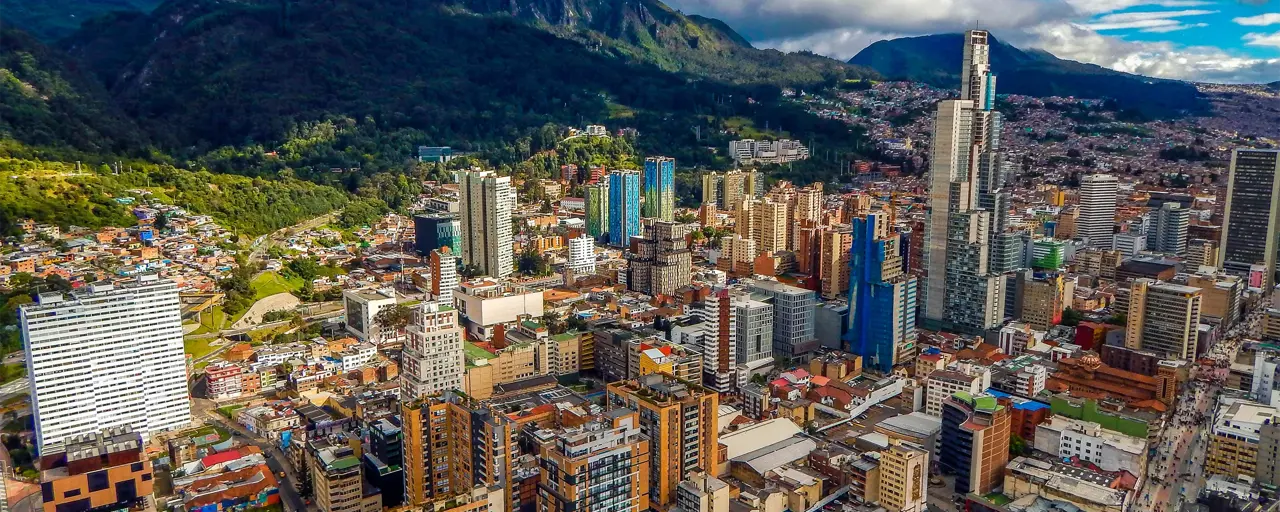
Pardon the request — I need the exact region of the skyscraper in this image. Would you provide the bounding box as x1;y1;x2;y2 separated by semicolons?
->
21;277;191;454
644;156;675;221
1221;148;1280;289
846;213;918;373
459;169;515;278
922;30;1004;333
566;234;596;275
584;181;610;239
399;302;464;400
748;280;817;362
607;374;718;509
609;170;641;247
1079;174;1119;249
1152;203;1190;256
536;409;651;512
1126;279;1202;360
414;214;461;255
753;199;789;255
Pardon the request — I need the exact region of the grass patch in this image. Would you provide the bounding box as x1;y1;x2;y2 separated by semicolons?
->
0;364;25;385
191;305;230;335
247;324;295;344
464;342;494;362
186;425;232;445
251;271;305;300
184;337;219;360
217;404;245;419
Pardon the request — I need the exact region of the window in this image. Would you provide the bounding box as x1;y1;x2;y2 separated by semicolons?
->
87;471;109;492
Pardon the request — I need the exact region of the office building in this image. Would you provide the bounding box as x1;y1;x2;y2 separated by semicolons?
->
585;182;609;239
609;171;641;247
644;157;676;221
566;234;596;275
748;280;816;362
1181;271;1242;328
414;214;461;255
939;392;1010;494
1207;399;1278;480
1017;271;1072;331
683;288;738;393
458;169;515;278
39;427;154;512
607;375;718;509
1112;232;1146;258
1152;203;1190;256
1220;149;1280;289
1032;415;1146;473
1079;174;1119;249
1186;238;1219;270
536;410;651;512
878;442;929;512
399;302;464;400
925;370;983;417
1125;279;1202;360
923;30;1004;332
429;247;458;304
21;278;190;454
343;288;399;343
846;213;918;373
627;220;694;296
734;295;774;373
821;225;853;300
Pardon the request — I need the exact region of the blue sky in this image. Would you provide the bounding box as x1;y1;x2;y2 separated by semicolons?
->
665;0;1280;83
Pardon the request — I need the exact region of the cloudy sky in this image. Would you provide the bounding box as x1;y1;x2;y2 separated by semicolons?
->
663;0;1280;83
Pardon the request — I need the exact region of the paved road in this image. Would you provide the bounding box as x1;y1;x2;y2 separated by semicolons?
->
191;398;311;512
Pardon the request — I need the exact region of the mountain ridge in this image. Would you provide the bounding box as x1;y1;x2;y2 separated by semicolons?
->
850;32;1207;116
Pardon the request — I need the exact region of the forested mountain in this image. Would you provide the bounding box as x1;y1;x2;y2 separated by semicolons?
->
850;33;1207;117
0;0;160;41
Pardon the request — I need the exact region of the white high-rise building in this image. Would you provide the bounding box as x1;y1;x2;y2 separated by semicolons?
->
922;30;1004;333
1079;174;1119;248
20;277;191;454
458;169;515;278
1152;203;1189;256
566;234;596;275
400;302;464;400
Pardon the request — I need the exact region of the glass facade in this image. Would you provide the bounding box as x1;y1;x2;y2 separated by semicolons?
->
608;171;640;247
643;157;675;221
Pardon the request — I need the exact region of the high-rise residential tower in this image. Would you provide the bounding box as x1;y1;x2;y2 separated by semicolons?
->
459;169;515;278
609;170;641;247
21;277;191;454
922;30;1004;333
1221;148;1280;289
430;247;458;304
607;375;718;509
566;234;597;276
1153;202;1190;256
846;213;918;373
644;156;675;221
585;181;609;239
1078;174;1119;249
1126;279;1202;360
400;302;465;400
627;220;693;296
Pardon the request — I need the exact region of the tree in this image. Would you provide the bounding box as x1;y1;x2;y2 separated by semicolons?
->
287;257;321;281
518;248;551;276
1061;307;1084;327
1108;312;1128;326
460;264;484;279
374;304;415;333
1010;434;1027;457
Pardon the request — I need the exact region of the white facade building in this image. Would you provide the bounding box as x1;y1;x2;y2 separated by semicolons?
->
924;370;982;417
20;277;191;454
400;302;464;400
566;234;597;275
454;279;544;340
458;169;515;278
1079;174;1119;248
1112;232;1146;257
1032;415;1148;473
342;288;400;344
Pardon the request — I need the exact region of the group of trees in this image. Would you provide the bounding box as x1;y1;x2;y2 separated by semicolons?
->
218;260;260;316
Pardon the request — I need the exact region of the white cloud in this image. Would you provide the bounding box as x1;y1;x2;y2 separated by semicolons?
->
1083;9;1216;31
757;28;899;60
1063;0;1212;15
1087;19;1184;30
1233;13;1280;26
1141;22;1208;32
1244;31;1280;47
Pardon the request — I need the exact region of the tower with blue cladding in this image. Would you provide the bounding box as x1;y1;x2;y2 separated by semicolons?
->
845;212;918;374
609;171;641;247
643;157;675;221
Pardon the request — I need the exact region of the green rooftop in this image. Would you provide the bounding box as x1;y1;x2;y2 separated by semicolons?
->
520;320;544;330
974;396;1002;412
551;331;581;342
328;455;361;471
464;342;494;362
983;493;1012;506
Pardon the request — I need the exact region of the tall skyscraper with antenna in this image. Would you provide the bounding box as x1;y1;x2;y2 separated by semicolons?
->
921;30;1004;333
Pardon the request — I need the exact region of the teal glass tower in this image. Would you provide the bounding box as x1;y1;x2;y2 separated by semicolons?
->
608;171;640;247
643;157;675;221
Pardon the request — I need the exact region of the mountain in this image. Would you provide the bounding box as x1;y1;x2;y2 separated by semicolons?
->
0;0;161;41
0;28;148;158
850;33;1206;116
34;0;872;171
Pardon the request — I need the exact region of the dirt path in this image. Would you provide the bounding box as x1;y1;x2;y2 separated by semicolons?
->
230;293;301;330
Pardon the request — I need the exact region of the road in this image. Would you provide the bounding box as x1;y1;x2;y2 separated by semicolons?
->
249;212;339;265
191;398;311;512
1132;304;1263;512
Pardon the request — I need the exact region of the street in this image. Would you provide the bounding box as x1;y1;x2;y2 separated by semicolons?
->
189;398;311;512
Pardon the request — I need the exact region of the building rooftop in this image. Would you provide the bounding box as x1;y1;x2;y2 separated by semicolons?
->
720;418;803;460
731;436;818;476
1213;399;1278;441
1005;457;1126;507
1038;416;1146;456
876;412;943;437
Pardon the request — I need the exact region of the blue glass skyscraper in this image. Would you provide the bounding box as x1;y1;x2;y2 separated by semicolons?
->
845;212;918;374
643;157;675;221
608;171;641;247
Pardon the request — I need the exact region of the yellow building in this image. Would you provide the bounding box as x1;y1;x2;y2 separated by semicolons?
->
1207;400;1277;479
879;442;928;512
753;199;790;255
401;398;462;505
607;375;719;510
1265;308;1280;341
675;470;730;512
821;226;852;300
1126;279;1202;360
1019;271;1072;331
535;410;650;512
